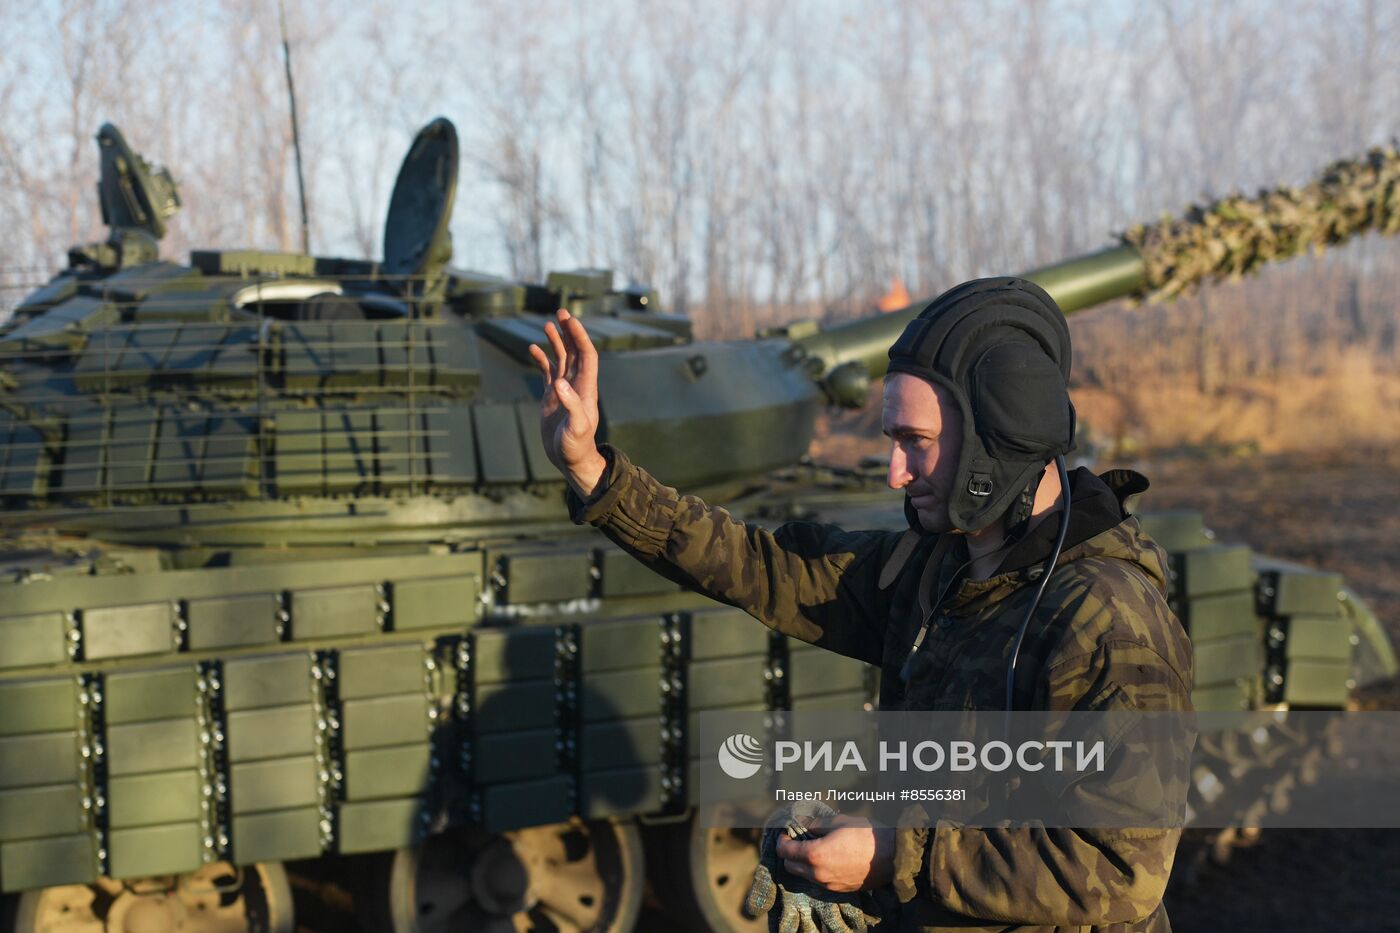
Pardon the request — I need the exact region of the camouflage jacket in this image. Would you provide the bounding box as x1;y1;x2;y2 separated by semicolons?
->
569;446;1193;933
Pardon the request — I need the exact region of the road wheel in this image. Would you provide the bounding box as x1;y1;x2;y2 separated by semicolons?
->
644;807;766;933
359;818;644;932
9;861;294;933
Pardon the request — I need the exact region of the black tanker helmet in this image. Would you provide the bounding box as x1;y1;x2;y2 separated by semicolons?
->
887;276;1075;534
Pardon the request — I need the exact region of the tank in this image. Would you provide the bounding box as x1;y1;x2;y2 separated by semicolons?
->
0;119;1394;932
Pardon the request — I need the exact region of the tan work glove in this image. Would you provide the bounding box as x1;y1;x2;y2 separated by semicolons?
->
744;802;881;933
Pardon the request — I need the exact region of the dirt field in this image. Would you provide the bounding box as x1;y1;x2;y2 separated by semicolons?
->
1141;448;1400;645
1143;448;1400;932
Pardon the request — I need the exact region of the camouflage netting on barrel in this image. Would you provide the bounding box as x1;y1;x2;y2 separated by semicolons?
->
1122;145;1400;300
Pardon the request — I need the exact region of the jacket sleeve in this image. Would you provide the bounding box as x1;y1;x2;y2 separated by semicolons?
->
899;823;1179;927
894;598;1193;927
566;445;901;666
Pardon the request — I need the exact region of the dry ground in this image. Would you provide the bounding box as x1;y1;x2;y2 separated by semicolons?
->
1141;447;1400;651
1143;448;1400;933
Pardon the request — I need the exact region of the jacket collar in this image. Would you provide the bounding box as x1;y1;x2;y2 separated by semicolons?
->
935;469;1166;614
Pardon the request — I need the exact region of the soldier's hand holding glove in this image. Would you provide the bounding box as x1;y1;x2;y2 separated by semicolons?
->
744;801;883;933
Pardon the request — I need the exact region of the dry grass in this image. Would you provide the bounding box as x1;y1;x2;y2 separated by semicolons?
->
813;356;1400;464
1065;243;1399;456
1072;349;1400;456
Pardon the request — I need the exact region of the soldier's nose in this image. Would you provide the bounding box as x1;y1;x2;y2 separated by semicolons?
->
887;449;911;490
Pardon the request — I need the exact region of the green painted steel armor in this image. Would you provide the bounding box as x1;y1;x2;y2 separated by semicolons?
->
0;120;1394;930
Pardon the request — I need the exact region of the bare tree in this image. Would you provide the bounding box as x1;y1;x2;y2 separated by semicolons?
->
3;0;1399;364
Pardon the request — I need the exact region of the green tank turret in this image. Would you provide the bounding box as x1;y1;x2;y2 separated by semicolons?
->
0;120;1394;932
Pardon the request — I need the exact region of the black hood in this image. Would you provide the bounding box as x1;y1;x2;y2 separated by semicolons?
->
994;467;1149;575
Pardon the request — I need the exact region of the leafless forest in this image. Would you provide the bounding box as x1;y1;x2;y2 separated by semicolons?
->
2;0;1398;451
4;5;1400;930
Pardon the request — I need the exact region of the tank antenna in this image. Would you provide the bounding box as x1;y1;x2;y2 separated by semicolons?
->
278;0;311;254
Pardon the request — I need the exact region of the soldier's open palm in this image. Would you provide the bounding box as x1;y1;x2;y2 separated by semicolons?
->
529;309;605;494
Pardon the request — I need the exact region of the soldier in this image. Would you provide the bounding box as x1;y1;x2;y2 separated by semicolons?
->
530;277;1192;932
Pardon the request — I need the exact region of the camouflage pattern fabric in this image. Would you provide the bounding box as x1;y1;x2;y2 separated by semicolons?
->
1123;145;1400;301
570;445;1193;932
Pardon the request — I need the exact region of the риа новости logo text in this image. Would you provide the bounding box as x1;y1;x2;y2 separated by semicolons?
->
716;734;1106;780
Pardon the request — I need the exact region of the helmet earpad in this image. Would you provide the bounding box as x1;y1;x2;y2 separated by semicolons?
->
945;338;1076;533
970;339;1075;461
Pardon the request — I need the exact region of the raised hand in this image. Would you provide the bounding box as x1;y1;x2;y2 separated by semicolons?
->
528;308;608;497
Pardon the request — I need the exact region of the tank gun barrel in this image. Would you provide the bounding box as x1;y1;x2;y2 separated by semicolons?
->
795;144;1400;404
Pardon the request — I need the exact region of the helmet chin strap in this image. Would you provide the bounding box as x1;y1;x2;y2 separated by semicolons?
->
904;468;1042;540
1006;470;1044;538
1005;454;1072;713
